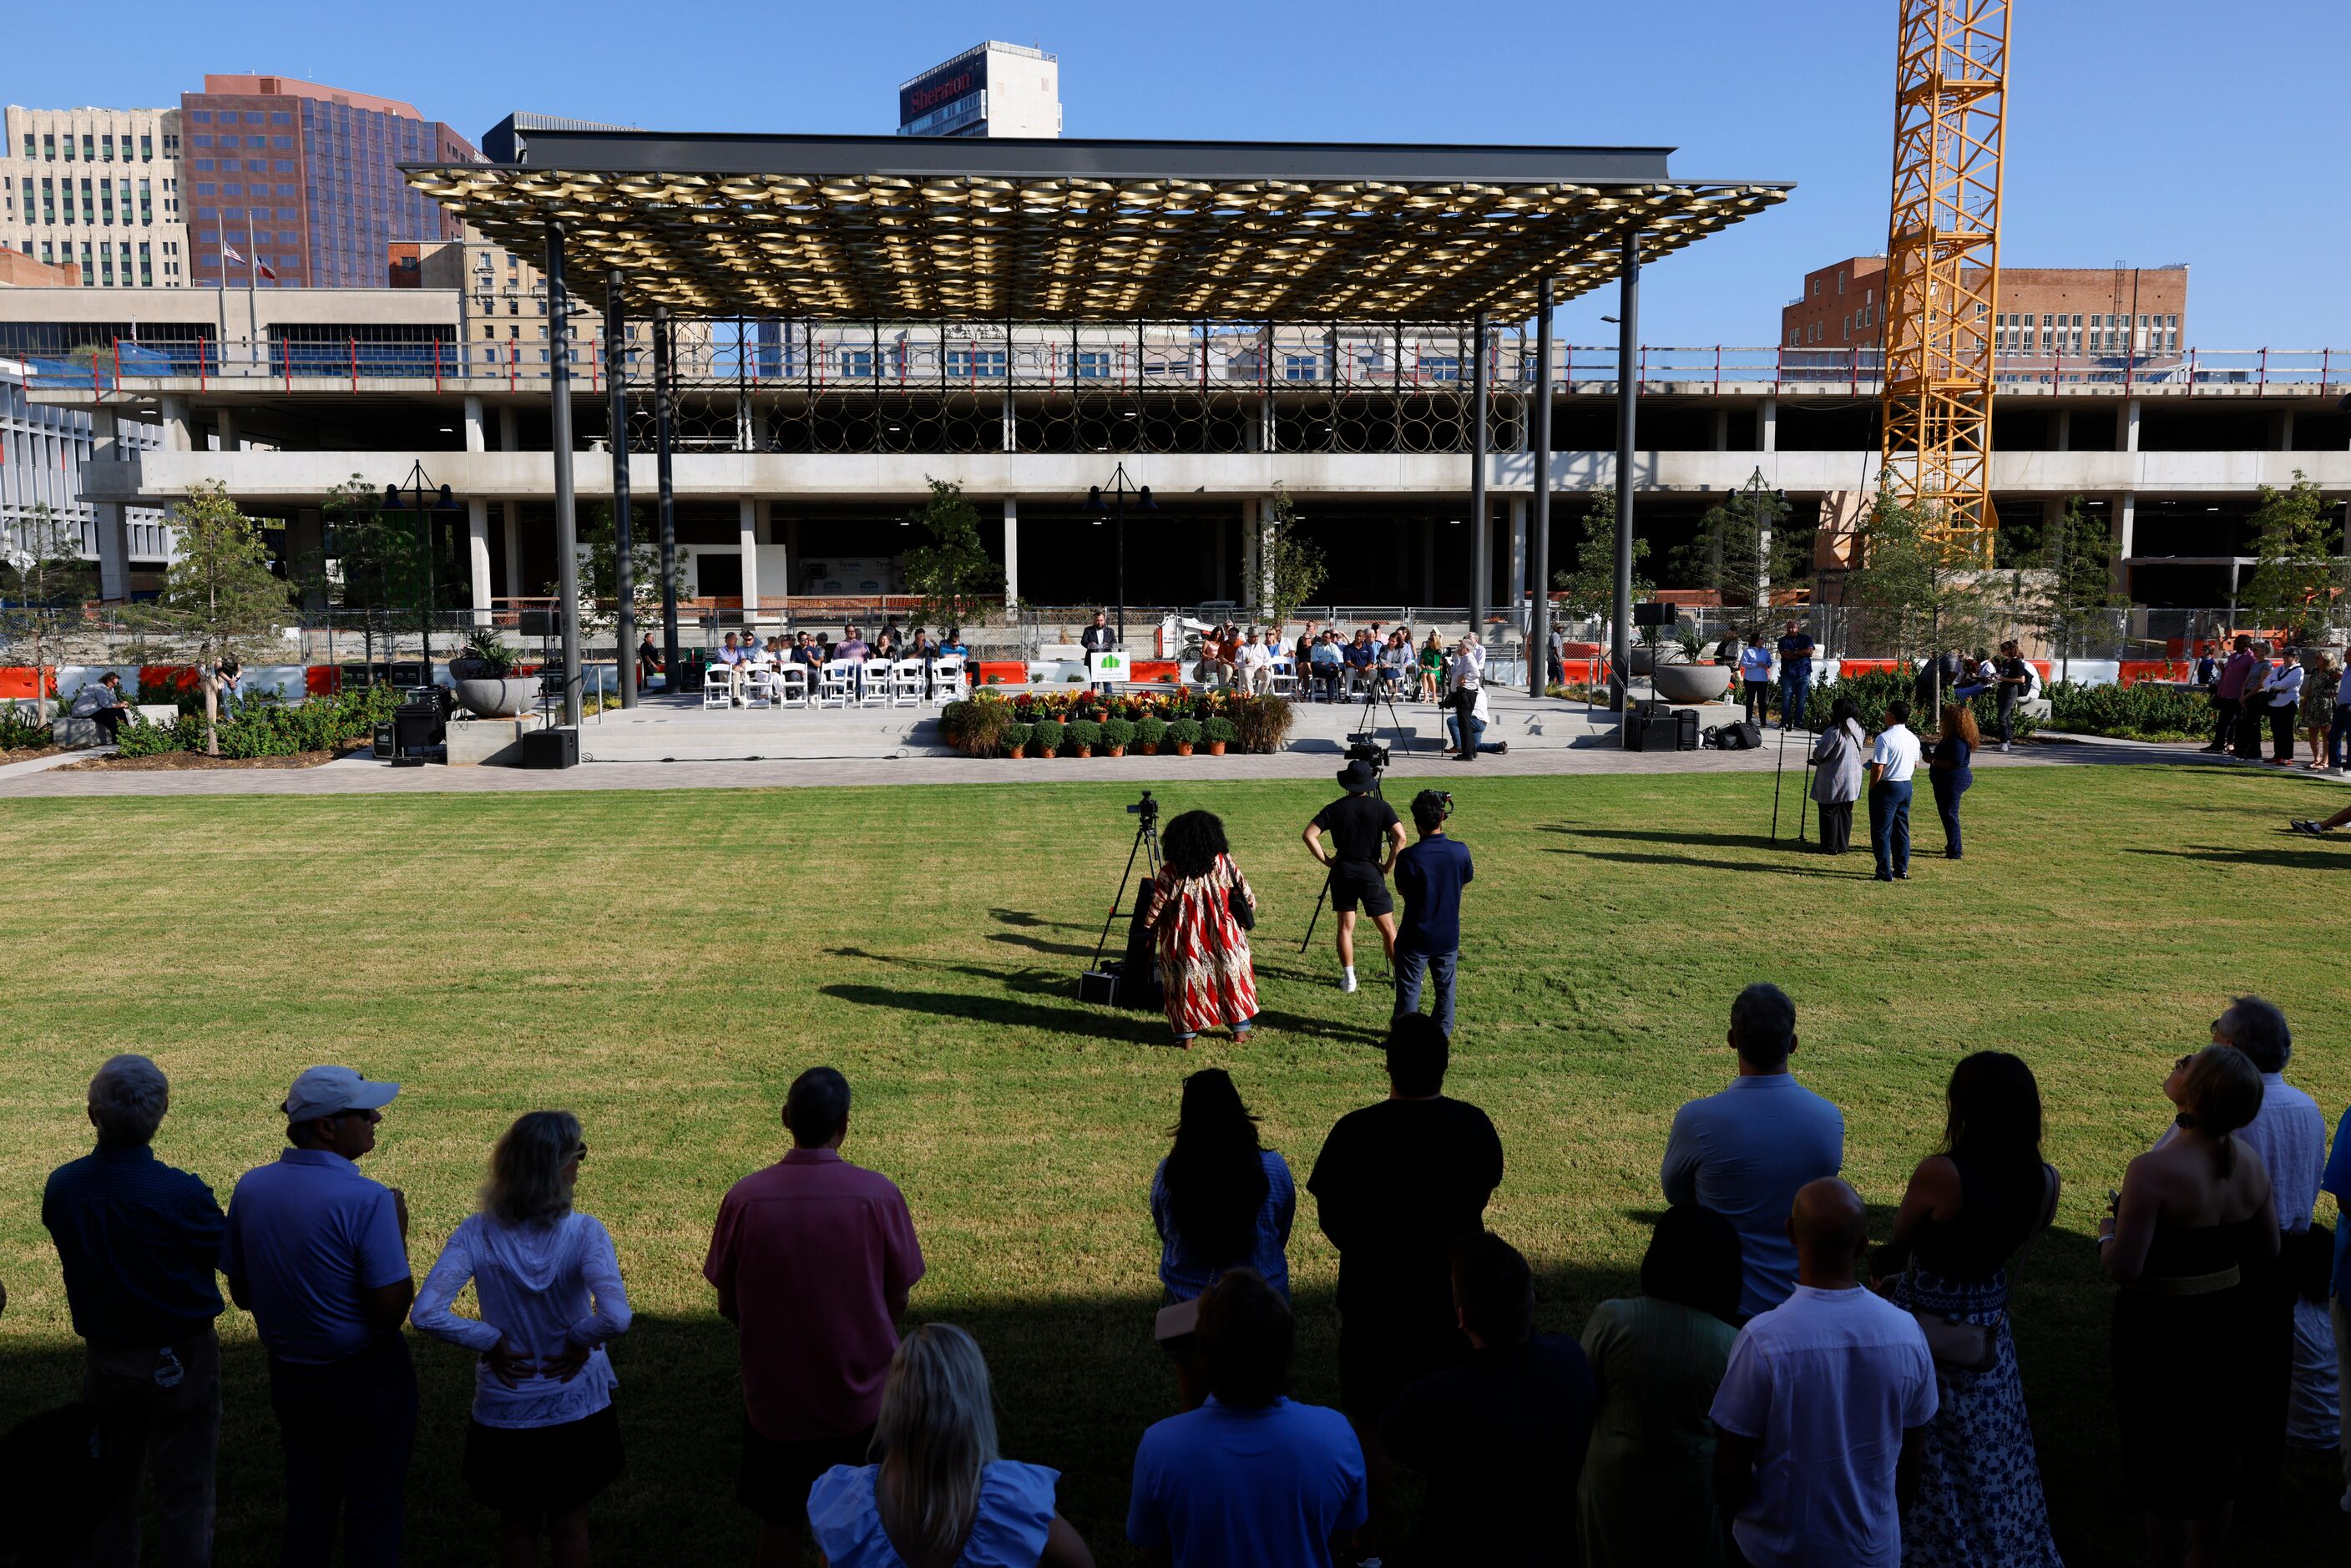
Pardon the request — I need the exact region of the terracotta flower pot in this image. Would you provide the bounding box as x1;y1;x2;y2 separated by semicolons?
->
1005;746;1025;759
1173;742;1195;756
1070;745;1093;758
1136;742;1158;756
1105;745;1125;757
1207;741;1226;756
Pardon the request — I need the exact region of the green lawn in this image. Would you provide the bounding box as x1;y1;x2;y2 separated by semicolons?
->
2;765;2346;1567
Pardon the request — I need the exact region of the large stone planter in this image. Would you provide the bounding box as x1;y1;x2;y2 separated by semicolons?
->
453;677;539;718
1651;662;1733;704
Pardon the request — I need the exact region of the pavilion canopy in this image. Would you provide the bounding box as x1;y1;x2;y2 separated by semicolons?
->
404;131;1790;322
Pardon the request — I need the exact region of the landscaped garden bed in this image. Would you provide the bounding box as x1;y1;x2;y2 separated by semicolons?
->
939;688;1292;757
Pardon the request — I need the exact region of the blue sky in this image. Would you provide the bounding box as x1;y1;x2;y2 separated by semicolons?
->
16;0;2345;346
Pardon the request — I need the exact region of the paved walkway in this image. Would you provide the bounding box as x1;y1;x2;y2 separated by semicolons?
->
3;725;2338;801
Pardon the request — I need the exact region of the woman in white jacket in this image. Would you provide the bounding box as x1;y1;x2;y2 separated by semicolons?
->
413;1110;631;1568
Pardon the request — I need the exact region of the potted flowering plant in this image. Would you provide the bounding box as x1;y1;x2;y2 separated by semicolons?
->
1030;717;1067;758
1064;719;1101;758
1001;721;1033;759
1101;716;1135;757
1166;717;1202;756
1201;716;1238;756
1135;716;1167;755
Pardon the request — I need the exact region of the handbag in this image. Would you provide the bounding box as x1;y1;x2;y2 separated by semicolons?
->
1905;1161;2056;1374
1223;859;1256;931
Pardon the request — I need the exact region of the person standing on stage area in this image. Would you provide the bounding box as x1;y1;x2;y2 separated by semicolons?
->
1392;792;1473;1037
1446;637;1484;763
1081;609;1117;694
1868;700;1923;883
1776;619;1816;731
1304;761;1407;994
1739;633;1774;727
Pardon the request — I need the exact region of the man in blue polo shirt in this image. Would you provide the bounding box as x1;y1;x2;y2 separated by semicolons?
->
222;1065;415;1568
1777;619;1817;731
1393;790;1474;1036
43;1054;226;1568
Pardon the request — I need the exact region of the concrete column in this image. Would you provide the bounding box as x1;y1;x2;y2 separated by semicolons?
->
736;390;754;453
88;408;131;600
289;508;326;610
2117;493;2136;563
502;502;523;602
463;395;486;452
2273;409;2294;452
2055;408;2070;453
499;405;520;453
2122;398;2141;453
738;496;760;611
1001;498;1019;609
468;498;493;625
1509;497;1529;606
159;396;190;452
215;407;238;451
1759;395;1777;453
1711;407;1729;453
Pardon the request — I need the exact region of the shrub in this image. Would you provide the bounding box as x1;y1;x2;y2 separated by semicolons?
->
1100;716;1135;750
1202;716;1239;746
939;695;1014;756
1229;694;1294;753
1030;717;1067;756
1064;719;1102;754
114;711;193;756
2047;680;2211;741
1;701;54;751
1166;717;1202;747
1000;721;1034;755
1135;716;1168;748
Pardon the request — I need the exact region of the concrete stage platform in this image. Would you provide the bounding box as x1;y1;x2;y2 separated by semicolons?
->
550;685;1727;764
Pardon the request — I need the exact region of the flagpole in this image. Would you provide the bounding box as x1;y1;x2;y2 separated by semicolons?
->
244;210;260;367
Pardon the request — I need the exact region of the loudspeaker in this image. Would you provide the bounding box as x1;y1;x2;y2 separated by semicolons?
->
521;726;579;769
1078;969;1121;1006
1675;708;1701;751
1633;601;1677;627
1633;715;1684;752
371;722;397;761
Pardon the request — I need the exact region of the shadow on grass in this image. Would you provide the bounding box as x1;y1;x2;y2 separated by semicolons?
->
988;907;1091;933
820;983;1176;1047
987;930;1102;959
1543;845;1853;879
1538;825;1787;852
2122;844;2349;872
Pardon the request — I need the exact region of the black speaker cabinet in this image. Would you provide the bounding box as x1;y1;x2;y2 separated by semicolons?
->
521;726;579;770
1632;600;1677;627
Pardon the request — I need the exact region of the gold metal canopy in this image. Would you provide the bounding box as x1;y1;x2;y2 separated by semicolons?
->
405;134;1788;321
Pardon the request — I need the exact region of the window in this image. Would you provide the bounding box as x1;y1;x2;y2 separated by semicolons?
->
1837;271;1844;294
190;110;211;123
272;136;292;149
271;111;291;125
194;159;214;172
1074;350;1110;379
63;133;75;161
219;112;239;124
82;134;94;159
947;347;1006;378
838;347;875;377
139;241;151;286
273;160;294;173
140;134;153;161
1418;355;1459;382
1282;353;1319;382
193;134;214;148
196;183;216;197
20;134;31;159
43;134;55;159
102;134;114;161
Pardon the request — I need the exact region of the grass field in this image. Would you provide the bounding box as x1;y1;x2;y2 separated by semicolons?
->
2;763;2347;1567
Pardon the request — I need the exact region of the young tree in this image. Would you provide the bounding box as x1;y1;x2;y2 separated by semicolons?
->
899;479;1004;631
0;503;99;716
1671;480;1802;636
159;481;291;755
323;474;422;683
1553;488;1651;628
2020;494;2123;680
1261;484;1327;631
2235;471;2342;640
1840;478;2003;667
568;502;680;641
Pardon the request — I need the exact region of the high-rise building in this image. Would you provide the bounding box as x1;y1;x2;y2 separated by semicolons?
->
896;43;1061;139
1;105;189;287
1782;255;2188;361
178;74;477;290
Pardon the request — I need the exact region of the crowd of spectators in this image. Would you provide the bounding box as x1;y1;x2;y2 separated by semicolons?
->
698;620;971;706
16;983;2351;1567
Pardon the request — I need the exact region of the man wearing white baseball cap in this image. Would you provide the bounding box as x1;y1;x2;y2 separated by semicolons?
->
222;1065;415;1568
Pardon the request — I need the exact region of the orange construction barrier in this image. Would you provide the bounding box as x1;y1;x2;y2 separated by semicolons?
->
0;666;57;700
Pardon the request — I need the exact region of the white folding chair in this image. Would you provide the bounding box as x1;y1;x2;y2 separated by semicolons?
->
702;663;734;709
929;657;965;703
773;665;809;709
889;658;924;707
1267;658;1297;696
741;665;776;709
817;660;855;710
856;661;891;708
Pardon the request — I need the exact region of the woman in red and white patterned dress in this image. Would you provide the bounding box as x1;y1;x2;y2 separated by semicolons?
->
1143;810;1259;1046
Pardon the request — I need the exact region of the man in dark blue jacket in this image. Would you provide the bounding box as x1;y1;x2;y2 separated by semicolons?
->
1392;791;1474;1036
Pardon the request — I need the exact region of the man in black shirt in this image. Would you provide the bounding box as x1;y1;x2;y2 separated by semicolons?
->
1308;1014;1504;1429
1302;760;1406;994
1381;1232;1596;1568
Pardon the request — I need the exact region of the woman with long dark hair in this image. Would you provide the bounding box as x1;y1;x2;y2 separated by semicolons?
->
1578;1206;1744;1568
1142;810;1258;1046
1150;1070;1296;1303
1875;1053;2062;1566
1927;702;1979;860
2101;1045;2279;1568
412;1111;632;1568
1808;695;1867;854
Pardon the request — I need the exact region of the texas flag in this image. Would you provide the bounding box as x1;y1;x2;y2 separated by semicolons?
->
221;242;276;281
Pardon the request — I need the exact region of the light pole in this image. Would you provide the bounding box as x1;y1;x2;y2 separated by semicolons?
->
382;462;460;679
1088;462;1156;640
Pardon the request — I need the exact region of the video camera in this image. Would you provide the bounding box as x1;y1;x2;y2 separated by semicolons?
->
1125;789;1158;827
1344;738;1391;771
1413;788;1454;822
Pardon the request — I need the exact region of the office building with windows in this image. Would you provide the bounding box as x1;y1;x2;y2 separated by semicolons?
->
3;356;171;595
897;43;1061;138
1782;255;2188;364
178;74;476;290
1;105;189;288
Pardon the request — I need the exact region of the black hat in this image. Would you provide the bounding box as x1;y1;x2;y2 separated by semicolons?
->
1336;759;1377;792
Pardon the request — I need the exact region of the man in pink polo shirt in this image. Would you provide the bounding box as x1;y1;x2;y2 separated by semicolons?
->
705;1066;924;1566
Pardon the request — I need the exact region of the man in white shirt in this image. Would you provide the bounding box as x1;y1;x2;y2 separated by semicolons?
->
1711;1177;1936;1568
2259;652;2305;766
1240;632;1277;695
1865;700;1923;883
1446;638;1484;763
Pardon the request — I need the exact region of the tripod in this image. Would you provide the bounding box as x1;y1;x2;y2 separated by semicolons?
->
1349;671;1426;758
1770;716;1817;845
1091;798;1164;971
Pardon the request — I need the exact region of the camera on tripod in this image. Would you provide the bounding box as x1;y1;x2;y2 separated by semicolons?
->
1414;788;1454;822
1344;739;1391;771
1126;790;1159;827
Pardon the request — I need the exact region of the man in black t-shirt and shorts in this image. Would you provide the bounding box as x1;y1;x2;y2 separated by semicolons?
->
1303;758;1408;994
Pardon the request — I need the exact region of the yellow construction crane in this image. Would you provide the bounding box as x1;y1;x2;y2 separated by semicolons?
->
1880;0;2010;555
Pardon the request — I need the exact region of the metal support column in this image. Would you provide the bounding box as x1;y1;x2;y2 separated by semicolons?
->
546;224;582;726
1610;230;1641;711
655;305;680;678
1469;307;1489;645
1528;282;1553;698
606;271;637;707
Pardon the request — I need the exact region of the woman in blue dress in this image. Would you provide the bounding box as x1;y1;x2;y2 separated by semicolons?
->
807;1324;1095;1568
1927;702;1977;859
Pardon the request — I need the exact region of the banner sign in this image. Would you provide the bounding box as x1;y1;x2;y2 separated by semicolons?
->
1087;650;1129;683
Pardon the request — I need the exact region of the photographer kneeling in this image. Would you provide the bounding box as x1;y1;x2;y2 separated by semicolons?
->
1393;791;1474;1036
1303;759;1406;994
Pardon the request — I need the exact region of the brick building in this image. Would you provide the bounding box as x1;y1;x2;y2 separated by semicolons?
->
1782;255;2187;361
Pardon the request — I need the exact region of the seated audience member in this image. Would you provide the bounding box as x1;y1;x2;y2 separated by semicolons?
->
1127;1269;1367;1568
1309;635;1346;701
1711;1178;1938;1568
705;1066;925;1568
41;1055;226;1568
1381;1232;1596;1567
1308;1014;1504;1468
70;671;133;743
1238;632;1276;695
2101;1044;2280;1567
1343;630;1378;690
939;628;969;659
1377;630;1412;690
872;625;904;662
412;1110;632;1568
793;631;827;672
222;1065;417;1568
715;633;751;702
807;1323;1095;1568
837;626;872;665
1578;1206;1745;1568
637;633;662;688
1661;984;1845;1318
1195;630;1235;687
1293;620;1321;671
1152;1070;1297;1410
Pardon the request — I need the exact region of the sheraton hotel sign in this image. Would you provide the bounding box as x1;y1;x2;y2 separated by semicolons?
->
899;55;986;127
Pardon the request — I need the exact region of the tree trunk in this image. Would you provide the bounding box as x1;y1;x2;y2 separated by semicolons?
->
204;678;219;756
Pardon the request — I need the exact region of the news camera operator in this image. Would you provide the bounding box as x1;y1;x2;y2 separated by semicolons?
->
1302;758;1406;994
1393;791;1473;1036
